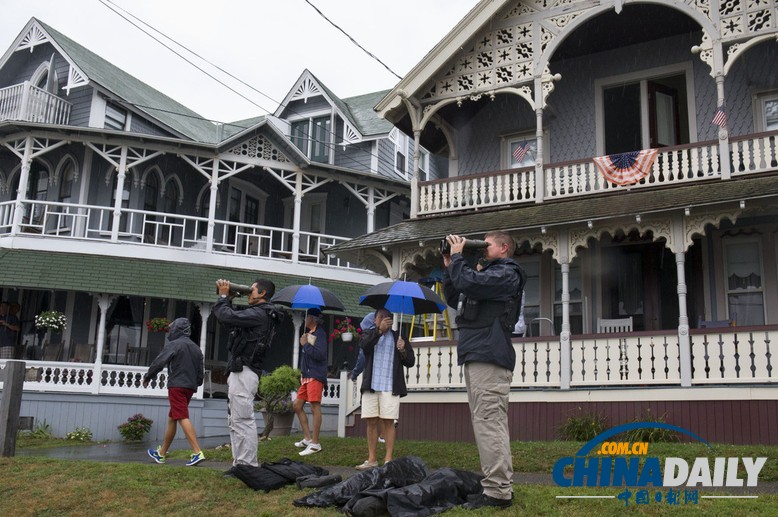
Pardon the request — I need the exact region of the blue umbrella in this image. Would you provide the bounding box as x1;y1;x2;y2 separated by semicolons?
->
272;284;345;312
359;280;446;315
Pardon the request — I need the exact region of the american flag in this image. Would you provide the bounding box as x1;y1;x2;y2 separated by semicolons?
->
712;105;728;128
512;142;530;163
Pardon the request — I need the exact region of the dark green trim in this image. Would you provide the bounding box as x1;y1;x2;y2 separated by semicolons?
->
0;249;370;315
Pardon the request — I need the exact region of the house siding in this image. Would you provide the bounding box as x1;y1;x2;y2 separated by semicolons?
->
346;398;778;445
129;115;176;139
335;140;373;172
376;138;397;178
456;32;728;175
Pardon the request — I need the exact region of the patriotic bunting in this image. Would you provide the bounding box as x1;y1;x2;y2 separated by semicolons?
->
712;105;728;128
593;149;658;186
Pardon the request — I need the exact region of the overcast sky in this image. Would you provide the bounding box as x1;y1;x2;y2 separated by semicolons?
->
2;0;476;124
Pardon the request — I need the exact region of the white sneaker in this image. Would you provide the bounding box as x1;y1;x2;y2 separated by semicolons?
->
294;438;311;448
378;437;386;443
299;443;321;456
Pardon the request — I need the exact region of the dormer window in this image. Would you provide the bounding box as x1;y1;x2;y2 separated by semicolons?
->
105;102;128;131
291;115;331;163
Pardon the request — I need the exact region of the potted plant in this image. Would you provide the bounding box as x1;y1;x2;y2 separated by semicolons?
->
330;317;360;343
145;317;170;333
256;365;301;437
35;310;67;333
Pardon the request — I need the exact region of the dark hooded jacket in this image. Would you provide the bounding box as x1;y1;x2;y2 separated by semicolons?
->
143;318;204;390
443;254;524;371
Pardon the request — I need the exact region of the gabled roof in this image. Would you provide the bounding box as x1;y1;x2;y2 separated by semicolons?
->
10;18;226;143
375;0;505;122
341;89;393;136
275;69;393;142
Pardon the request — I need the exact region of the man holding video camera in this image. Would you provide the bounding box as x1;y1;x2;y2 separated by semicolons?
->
214;278;277;470
442;232;525;510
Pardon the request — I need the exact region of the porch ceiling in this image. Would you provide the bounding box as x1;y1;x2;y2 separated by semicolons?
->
329;174;778;253
0;249;368;315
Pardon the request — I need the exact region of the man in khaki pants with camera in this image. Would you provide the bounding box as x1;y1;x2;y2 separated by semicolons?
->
442;232;525;510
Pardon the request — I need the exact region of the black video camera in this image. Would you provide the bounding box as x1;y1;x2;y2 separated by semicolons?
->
440;237;489;255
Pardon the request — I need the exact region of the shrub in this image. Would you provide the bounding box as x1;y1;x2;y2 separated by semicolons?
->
258;365;301;414
28;419;53;439
117;413;153;441
620;408;680;443
557;408;608;441
66;427;93;442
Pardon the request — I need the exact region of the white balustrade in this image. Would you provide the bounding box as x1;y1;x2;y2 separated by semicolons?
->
690;328;777;384
418;167;535;215
417;138;738;215
0;82;72;125
731;132;778;175
0;199;361;270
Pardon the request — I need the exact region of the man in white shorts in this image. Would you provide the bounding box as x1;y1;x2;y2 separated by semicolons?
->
354;308;415;470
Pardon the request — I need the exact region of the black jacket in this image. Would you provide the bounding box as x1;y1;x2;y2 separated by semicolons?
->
144;318;204;390
358;327;415;397
213;297;273;375
443;254;523;371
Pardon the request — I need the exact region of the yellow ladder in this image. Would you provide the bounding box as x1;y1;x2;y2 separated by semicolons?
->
409;280;452;341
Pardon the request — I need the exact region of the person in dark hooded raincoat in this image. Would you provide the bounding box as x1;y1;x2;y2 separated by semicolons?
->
143;317;205;466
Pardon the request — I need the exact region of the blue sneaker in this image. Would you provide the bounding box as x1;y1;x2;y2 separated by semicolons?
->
147;447;165;464
186;451;205;466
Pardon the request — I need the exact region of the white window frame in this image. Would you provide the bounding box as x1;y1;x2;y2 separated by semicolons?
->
501;131;545;169
418;148;430;181
390;128;410;179
226;178;268;227
287;110;332;162
723;236;765;325
753;90;778;132
516;255;543;335
594;62;697;155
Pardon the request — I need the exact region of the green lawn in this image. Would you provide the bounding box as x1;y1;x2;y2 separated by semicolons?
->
6;437;776;516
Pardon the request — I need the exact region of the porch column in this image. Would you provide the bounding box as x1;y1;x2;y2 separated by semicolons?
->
205;159;219;253
110;146;129;241
10;136;33;234
707;35;731;180
195;302;212;399
92;294;114;395
410;130;421;218
559;261;571;389
533;77;545;203
366;187;375;234
675;252;692;387
291;312;303;370
291;172;302;263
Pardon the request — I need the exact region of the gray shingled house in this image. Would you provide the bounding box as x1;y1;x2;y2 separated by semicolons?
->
329;0;778;444
0;18;441;441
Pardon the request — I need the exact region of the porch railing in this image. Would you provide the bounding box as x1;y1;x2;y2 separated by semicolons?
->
2;359;343;404
418;132;778;215
0;199;361;270
396;327;776;391
0;82;72;125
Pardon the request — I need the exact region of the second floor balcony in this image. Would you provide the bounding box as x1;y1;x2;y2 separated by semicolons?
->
0;199;359;270
0;81;72;125
417;131;778;216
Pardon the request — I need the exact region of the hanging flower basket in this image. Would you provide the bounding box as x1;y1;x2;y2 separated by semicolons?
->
146;317;170;333
35;310;67;333
329;317;360;343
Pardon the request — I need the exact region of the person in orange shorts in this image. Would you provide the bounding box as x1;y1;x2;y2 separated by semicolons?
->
293;308;328;456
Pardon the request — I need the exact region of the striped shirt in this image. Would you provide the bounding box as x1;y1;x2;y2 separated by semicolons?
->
370;332;395;392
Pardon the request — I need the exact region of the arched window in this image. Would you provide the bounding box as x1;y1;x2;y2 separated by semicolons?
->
144;174;159;212
163;181;178;214
59;161;75;203
26;168;49;224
